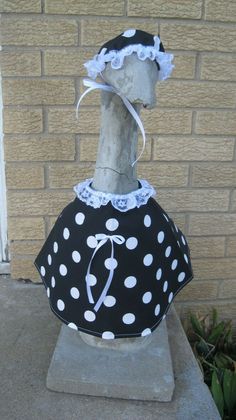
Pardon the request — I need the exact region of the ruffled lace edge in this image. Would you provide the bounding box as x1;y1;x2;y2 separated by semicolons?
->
84;41;174;81
73;178;156;212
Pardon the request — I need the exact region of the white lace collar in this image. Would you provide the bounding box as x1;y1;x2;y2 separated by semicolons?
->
73;178;156;212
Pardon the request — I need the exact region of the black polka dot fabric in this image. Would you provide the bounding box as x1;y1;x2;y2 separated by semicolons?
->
35;195;193;339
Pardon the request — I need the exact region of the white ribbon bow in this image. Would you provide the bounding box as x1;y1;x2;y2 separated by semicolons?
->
76;78;146;167
86;233;125;312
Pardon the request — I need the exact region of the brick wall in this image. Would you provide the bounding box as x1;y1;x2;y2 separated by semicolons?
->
1;0;236;324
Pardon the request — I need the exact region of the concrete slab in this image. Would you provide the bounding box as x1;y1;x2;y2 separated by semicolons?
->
0;275;220;420
46;321;175;401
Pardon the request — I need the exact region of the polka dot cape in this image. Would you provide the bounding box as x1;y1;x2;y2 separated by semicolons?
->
34;179;194;340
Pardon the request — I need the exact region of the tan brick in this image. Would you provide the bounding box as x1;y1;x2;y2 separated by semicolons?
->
2;0;41;12
8;217;45;240
231;190;236;212
156;80;236;108
168;214;186;232
160;23;236;52
6;164;44;189
195;111;236;135
128;0;202;18
179;302;236;324
81;20;158;46
1;51;41;77
4;135;75;162
158;189;230;212
219;279;236;299
226;236;236;257
79;135;151;162
143;109;192;134
205;0;236;22
3;108;43;134
45;0;124;15
48;163;94;188
188;236;225;258
153;136;234;162
8;191;74;216
48;107;100;134
3;79;75;106
10;240;43;255
176;280;218;301
48;217;58;232
189;214;236;236
192;164;236;187
11;257;41;282
44;47;97;76
137;163;189;187
192;258;236;280
171;53;196;79
200;53;236;81
1;17;78;46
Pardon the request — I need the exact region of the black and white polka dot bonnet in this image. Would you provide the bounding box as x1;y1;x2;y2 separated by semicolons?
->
84;28;174;81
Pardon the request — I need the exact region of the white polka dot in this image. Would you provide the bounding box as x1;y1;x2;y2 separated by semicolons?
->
124;276;137;288
53;241;58;253
171;259;178;270
63;227;70;240
126;237;138;250
122;29;136;38
47;254;52;265
156;268;162;280
102;331;115;340
86;274;97;286
57;299;65;311
104;295;116;307
144;215;151;227
68;322;78;330
177;241;181;247
87;235;98;248
165;246;171;258
142;291;152;304
40;266;46;276
47;287;50;298
51;276;56;288
105;218;119;232
75;212;85;225
174;224;178;232
105;258;118;270
70;287;80;299
162;314;166;320
143;254;153;266
184;254;189;264
157;231;165;244
122;313;135;325
155;304;160;316
141;328;151;337
59;264;67;276
163;281;168;293
163;214;169;222
181;235;186;245
72;250;81;263
178;272;186;282
84;310;96;322
168;292;173;303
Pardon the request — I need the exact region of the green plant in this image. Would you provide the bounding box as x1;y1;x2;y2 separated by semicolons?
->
187;308;236;419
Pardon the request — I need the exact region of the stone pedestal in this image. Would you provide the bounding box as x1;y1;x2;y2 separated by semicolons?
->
46;319;175;402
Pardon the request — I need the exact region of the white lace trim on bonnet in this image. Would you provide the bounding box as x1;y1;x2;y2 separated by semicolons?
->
84;35;174;81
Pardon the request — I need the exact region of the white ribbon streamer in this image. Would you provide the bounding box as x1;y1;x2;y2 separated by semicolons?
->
86;233;125;312
76;78;146;166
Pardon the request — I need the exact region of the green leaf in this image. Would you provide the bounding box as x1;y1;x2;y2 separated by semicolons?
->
208;322;225;345
190;313;205;338
215;353;231;370
212;308;218;328
223;369;236;415
211;370;224;418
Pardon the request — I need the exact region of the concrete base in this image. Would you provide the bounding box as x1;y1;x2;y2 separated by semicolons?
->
46;320;175;402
